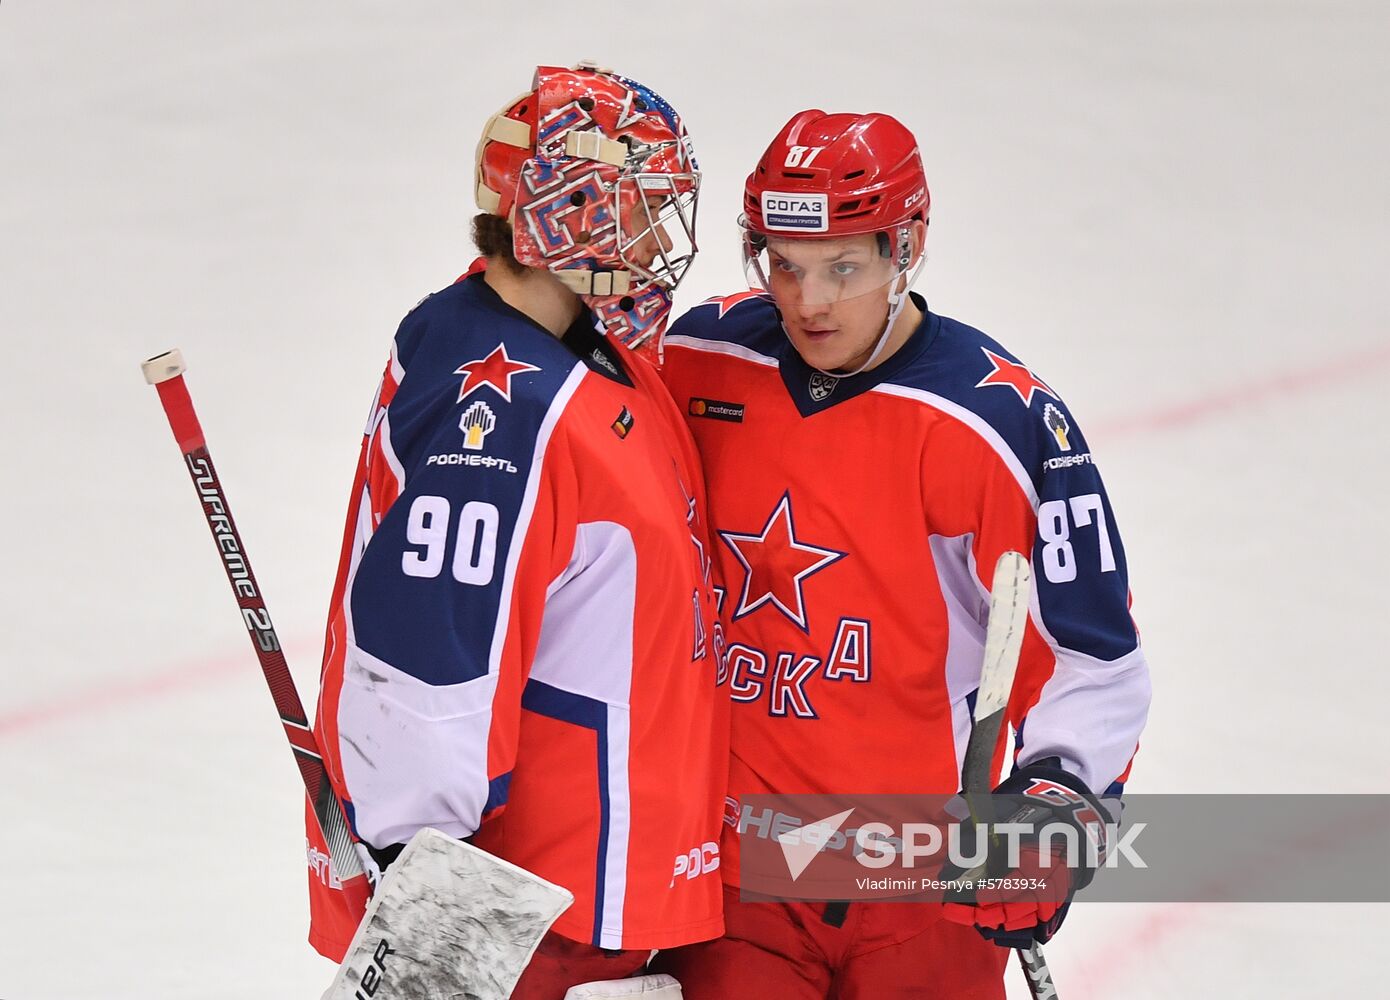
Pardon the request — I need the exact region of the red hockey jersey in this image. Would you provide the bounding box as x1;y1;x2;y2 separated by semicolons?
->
660;292;1151;884
306;275;728;958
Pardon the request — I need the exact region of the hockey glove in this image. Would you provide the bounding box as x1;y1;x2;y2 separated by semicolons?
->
941;759;1108;948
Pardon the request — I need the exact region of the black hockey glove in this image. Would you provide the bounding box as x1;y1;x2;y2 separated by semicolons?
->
941;758;1108;948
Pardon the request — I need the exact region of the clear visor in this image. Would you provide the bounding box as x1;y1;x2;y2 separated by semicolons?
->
741;220;916;307
616;172;700;294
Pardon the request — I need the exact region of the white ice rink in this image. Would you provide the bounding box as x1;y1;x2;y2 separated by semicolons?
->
2;2;1387;996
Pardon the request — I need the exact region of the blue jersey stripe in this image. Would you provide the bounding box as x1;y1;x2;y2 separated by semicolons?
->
521;679;612;946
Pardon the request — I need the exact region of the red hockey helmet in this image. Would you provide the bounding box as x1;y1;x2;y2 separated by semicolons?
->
739;110;929;375
475;64;700;350
742;110;929;238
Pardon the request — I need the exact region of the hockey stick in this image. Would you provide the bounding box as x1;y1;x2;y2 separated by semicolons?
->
143;349;572;999
140;349;370;906
962;551;1059;1000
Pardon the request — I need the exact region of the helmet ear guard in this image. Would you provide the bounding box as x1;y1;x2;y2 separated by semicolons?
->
872;226;915;268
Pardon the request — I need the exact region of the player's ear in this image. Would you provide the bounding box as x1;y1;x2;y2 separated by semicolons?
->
909;219;928;268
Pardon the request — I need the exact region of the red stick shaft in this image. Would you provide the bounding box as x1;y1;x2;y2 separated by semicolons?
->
143;351;365;888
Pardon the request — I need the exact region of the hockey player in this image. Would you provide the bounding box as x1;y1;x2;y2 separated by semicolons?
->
650;111;1152;997
305;65;728;998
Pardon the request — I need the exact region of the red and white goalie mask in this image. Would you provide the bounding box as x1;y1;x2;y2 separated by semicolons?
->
475;64;700;352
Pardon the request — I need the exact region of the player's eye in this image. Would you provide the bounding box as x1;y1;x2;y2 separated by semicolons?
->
831;262;859;277
772;259;802;275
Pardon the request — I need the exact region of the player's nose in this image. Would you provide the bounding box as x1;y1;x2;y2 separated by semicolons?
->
792;294;829;322
654;220;674;255
632;221;672;266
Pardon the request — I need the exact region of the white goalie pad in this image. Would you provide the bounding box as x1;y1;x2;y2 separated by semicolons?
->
564;973;684;999
323;827;574;1000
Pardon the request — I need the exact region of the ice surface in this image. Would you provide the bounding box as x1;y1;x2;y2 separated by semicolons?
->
1;2;1386;997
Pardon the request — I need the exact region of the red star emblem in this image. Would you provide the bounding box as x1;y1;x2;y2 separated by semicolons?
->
701;290;769;319
453;344;541;403
719;493;846;632
975;348;1055;406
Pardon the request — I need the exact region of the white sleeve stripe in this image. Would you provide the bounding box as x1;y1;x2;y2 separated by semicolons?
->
928;532;990;778
362;379;385;436
1015;643;1151;792
599;704;632;947
485;361;588;681
338;645;501;844
389;338;405;383
870;382;1040;508
663;334;779;368
347;643;501;718
377;408;407;508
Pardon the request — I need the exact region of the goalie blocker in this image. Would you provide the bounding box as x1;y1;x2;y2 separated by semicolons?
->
325;834;691;1000
323;829;573;1000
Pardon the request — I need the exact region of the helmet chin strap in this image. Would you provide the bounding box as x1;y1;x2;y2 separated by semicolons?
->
803;231;926;380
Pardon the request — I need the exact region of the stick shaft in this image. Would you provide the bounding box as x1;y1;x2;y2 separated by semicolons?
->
963;551;1058;1000
1017;943;1059;1000
145;351;364;885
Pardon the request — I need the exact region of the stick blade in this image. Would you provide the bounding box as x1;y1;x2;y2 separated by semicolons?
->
976;551;1032;720
324;828;574;1000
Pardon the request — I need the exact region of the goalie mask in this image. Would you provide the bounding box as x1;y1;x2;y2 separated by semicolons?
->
476;64;700;352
